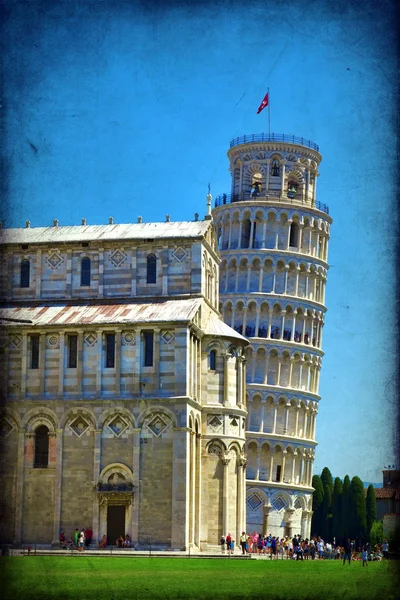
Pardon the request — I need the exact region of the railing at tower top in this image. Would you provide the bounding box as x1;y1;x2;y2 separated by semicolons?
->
214;191;329;215
229;133;319;151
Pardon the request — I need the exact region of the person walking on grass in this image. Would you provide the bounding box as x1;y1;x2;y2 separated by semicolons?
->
362;546;368;567
343;538;351;565
382;539;389;559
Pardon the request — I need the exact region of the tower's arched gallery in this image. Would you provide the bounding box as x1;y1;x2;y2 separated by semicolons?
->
0;133;331;548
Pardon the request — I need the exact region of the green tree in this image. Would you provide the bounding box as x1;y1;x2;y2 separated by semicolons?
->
320;467;334;496
341;475;351;542
311;474;324;536
365;484;377;539
319;467;334;540
350;476;367;543
331;477;343;541
369;520;383;549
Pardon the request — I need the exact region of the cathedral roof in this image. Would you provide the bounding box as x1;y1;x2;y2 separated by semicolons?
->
203;312;248;343
0;221;211;245
0;299;201;326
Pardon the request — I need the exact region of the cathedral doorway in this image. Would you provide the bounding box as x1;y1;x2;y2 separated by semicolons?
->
107;505;125;545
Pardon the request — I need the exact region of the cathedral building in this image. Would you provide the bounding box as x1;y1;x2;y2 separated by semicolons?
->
0;132;331;547
212;133;332;539
0;217;248;549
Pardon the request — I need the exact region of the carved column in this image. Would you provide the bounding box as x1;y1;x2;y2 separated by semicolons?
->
51;430;63;546
285;508;295;537
171;427;190;549
131;428;141;545
77;331;83;395
236;455;247;542
39;333;46;396
222;453;231;537
281;450;287;482
14;430;26;543
262;504;271;537
96;330;102;395
195;433;202;547
92;429;102;544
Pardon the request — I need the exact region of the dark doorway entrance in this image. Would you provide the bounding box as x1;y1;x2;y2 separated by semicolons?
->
107;505;125;545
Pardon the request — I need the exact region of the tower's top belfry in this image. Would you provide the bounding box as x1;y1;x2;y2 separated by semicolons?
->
214;133;329;217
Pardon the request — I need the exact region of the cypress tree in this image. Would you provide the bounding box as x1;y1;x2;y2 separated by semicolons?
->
350;476;367;544
366;484;377;540
311;474;324;536
331;477;343;541
320;467;334;495
341;475;351;543
320;467;333;540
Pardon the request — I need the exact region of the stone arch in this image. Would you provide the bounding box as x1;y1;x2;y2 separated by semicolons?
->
270;489;292;510
99;462;134;484
23;407;58;433
138;405;177;429
0;408;21;431
60;407;97;431
205;438;227;456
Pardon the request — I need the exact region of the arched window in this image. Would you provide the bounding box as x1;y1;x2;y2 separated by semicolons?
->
241;219;251;248
20;259;30;288
287;181;298;199
271;160;280;177
80;257;91;287
289;222;299;247
34;425;49;468
209;349;217;371
147;254;157;284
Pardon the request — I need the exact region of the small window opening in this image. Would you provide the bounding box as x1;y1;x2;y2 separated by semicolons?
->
271;160;280;177
276;465;282;482
68;335;78;368
30;335;39;369
81;257;91;287
287;181;298;199
209;349;217;370
34;425;49;468
289;222;299;247
105;333;115;368
147;254;157;284
20;259;30;288
143;331;154;366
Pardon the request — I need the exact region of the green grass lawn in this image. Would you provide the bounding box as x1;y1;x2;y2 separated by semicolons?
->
0;556;398;600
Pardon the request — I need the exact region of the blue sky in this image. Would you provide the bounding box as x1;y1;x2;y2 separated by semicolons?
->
1;0;398;482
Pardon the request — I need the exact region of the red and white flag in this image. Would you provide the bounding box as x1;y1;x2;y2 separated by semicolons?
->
257;91;269;114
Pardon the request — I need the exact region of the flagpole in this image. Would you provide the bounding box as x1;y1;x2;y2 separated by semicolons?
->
268;87;270;139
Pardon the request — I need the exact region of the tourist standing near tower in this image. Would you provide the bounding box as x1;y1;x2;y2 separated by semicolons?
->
212;130;332;540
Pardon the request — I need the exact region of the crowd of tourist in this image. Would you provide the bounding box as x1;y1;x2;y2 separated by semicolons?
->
59;528;131;550
220;532;390;562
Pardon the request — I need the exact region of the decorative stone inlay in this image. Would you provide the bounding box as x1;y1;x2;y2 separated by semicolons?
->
84;332;97;347
294;498;302;509
121;331;135;346
108;416;128;438
172;246;188;262
247;493;263;511
9;335;22;349
208;415;222;431
46;334;60;349
0;418;13;438
46;251;64;269
147;414;168;437
161;330;175;344
109;249;127;267
229;416;239;427
70;416;90;438
272;497;285;511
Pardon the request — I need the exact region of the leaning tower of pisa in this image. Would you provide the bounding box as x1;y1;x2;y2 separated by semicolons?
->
212;133;332;540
